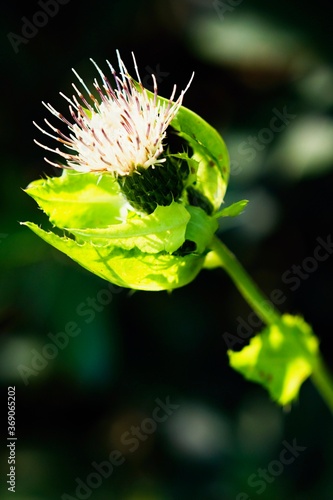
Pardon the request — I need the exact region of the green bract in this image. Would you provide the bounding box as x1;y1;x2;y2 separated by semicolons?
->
24;99;230;291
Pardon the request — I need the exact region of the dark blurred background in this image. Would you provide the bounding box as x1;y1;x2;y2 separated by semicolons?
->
1;0;333;498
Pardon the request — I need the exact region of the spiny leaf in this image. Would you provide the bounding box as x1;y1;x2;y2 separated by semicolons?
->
66;203;190;254
25;170;123;229
21;222;205;291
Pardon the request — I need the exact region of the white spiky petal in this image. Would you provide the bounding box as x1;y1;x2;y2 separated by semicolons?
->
34;51;193;176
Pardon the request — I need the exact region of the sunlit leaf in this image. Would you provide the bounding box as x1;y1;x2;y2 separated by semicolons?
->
21;222;205;291
215;200;249;218
25;170;124;229
228;314;319;405
67;202;190;254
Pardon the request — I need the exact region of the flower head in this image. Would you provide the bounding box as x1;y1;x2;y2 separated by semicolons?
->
34;51;193;176
25;52;230;291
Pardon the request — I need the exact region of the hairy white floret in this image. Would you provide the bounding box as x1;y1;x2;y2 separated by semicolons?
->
34;51;193;176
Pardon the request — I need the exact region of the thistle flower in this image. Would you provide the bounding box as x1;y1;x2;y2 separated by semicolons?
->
34;51;193;177
24;51;231;291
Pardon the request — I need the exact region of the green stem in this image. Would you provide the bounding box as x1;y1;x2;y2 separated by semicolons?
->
210;235;281;326
311;359;333;414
